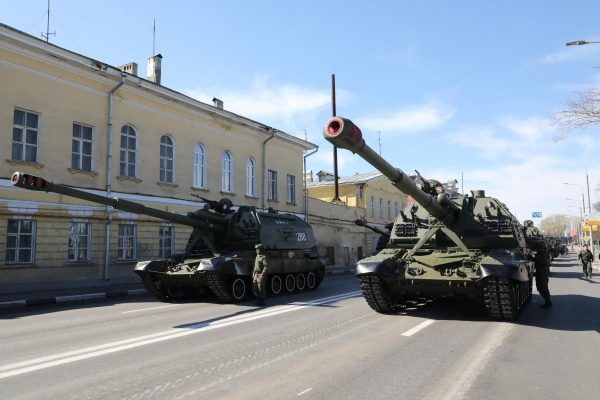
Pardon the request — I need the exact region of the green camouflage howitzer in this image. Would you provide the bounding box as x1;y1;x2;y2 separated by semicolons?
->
323;117;534;320
354;219;393;253
11;172;326;302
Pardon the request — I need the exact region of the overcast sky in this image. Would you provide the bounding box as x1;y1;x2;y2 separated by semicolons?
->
3;0;599;222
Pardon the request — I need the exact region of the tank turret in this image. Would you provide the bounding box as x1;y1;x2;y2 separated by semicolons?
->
12;172;326;302
354;219;392;253
322;118;534;320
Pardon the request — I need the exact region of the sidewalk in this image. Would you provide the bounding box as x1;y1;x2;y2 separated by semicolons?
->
0;265;356;310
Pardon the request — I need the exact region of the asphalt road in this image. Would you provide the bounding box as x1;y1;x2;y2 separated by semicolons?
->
1;253;599;400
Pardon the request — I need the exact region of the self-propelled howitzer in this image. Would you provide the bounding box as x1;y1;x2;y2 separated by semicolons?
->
323;118;534;320
354;219;392;253
12;172;325;302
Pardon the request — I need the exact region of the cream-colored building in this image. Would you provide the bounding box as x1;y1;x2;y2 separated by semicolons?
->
307;171;408;224
0;23;315;288
306;170;409;257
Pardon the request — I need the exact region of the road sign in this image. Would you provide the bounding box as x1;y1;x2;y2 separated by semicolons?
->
532;211;542;218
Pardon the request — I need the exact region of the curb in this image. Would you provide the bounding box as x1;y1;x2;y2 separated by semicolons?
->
326;267;356;275
2;270;357;311
0;288;146;310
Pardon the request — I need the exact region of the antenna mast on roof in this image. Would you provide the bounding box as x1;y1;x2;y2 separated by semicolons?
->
152;19;156;56
41;0;56;43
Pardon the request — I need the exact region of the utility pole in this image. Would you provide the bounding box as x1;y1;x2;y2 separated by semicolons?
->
377;131;382;156
331;74;341;203
41;0;55;43
586;165;592;214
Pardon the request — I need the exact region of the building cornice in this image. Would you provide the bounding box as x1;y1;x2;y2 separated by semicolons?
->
0;23;316;151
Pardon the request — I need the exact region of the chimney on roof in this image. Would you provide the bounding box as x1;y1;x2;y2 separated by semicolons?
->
212;97;224;109
147;54;162;84
118;62;138;76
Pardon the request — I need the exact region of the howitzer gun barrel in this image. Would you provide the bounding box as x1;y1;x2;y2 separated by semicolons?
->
354;219;390;237
323;117;447;221
11;172;226;231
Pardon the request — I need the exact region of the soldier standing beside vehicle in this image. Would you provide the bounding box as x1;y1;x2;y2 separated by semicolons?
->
578;244;594;279
523;220;553;308
253;244;269;306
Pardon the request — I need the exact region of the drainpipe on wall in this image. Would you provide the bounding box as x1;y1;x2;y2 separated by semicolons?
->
303;146;319;222
104;73;126;280
261;128;276;211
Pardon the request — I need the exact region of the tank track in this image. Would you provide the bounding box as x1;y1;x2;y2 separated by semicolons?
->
483;277;531;320
206;271;236;302
359;274;404;314
139;273;168;301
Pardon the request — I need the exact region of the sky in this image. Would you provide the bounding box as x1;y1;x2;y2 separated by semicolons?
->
2;0;600;223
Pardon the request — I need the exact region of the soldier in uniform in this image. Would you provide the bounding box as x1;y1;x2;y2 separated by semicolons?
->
253;243;269;306
578;244;594;279
523;220;553;308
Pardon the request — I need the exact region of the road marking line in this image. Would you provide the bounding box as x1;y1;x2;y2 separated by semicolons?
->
0;291;361;379
297;388;313;396
122;304;180;314
439;323;514;400
401;319;435;337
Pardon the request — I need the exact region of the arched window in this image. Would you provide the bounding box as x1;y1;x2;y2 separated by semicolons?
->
221;150;233;192
119;125;137;177
159;135;175;183
246;157;256;196
193;144;206;188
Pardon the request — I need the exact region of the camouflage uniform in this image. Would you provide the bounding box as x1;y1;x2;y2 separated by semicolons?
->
578;249;594;278
523;220;552;307
534;247;552;306
253;250;269;303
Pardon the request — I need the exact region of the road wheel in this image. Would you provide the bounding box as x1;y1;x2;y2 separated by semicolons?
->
296;273;306;291
306;272;316;289
271;275;282;295
285;274;296;292
231;278;246;301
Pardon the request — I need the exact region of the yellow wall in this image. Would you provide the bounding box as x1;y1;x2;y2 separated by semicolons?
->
307;176;408;224
0;30;309;285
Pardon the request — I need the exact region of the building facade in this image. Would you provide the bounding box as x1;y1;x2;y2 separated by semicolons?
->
0;24;314;289
307;171;409;256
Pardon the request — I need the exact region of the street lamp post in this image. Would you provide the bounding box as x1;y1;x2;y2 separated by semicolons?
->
565;40;600;46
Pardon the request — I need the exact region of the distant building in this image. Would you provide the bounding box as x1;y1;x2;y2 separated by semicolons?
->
307;171;408;224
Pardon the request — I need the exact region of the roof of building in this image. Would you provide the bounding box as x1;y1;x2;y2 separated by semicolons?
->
0;23;316;151
307;171;384;188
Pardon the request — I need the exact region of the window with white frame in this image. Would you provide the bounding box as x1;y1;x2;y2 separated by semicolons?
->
287;174;296;203
268;170;277;201
118;223;136;260
68;221;91;262
221;150;233;192
395;201;399;217
379;198;384;218
12;109;39;162
193;144;206;188
6;219;36;264
160;135;174;183
246;158;256;196
370;196;375;217
72;123;93;171
159;225;174;258
387;200;392;219
119;125;137;177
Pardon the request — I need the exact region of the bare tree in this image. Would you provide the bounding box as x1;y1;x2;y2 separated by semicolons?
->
550;88;600;141
539;214;580;237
